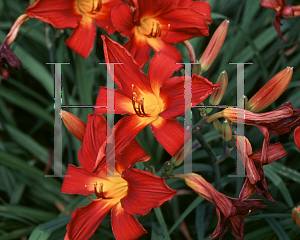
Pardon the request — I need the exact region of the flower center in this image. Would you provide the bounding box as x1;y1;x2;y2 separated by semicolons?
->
85;177;128;202
131;85;162;117
77;0;102;16
139;18;170;39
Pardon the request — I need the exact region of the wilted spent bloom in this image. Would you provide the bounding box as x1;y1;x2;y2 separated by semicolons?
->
0;14;29;80
171;140;192;167
292;206;300;228
199;20;229;74
207;70;228;113
295;126;300;151
260;0;300;41
182;173;267;240
222;119;232;142
61;110;86;142
247;67;293;113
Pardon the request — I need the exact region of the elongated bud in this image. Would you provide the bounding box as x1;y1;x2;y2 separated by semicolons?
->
247;67;293;112
149;165;156;175
61;110;86;142
171;140;192;167
199;20;229;73
213;119;222;134
192;61;201;76
295;126;300;151
208;71;228;106
292;6;300;17
6;14;29;47
222;119;232;142
292;206;300;228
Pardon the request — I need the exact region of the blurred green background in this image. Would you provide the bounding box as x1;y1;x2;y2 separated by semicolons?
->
1;0;300;239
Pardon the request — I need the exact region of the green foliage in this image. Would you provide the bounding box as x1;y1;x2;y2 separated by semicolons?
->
1;0;300;239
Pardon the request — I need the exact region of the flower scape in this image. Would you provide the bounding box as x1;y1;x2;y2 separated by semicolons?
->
0;1;300;240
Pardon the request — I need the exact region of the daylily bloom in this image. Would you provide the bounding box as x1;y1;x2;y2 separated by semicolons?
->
295;126;300;151
237;136;287;203
183;173;267;240
0;14;29;80
61;110;86;142
94;36;219;156
111;0;211;67
26;0;121;58
247;67;293;112
61;114;177;240
259;0;300;41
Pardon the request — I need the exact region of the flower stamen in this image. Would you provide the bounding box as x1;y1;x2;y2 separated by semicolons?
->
89;0;102;14
132;84;148;117
84;183;108;202
145;21;170;39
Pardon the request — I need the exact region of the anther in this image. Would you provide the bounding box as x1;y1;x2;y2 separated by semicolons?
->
89;0;102;14
84;183;107;202
132;84;148;117
145;21;170;39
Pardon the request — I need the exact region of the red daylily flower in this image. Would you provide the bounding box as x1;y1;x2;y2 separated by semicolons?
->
61;114;177;240
26;0;121;58
295;126;300;151
259;0;300;41
111;0;211;67
237;136;287;203
183;173;267;240
94;36;219;156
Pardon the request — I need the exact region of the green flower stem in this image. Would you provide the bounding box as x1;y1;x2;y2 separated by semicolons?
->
194;130;221;191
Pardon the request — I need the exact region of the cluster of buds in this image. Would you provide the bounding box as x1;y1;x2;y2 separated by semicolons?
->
0;14;29;80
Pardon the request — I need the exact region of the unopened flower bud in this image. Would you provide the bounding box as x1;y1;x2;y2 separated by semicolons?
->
61;110;86;142
192;61;201;76
247;67;293;112
208;71;228;108
171;140;192;167
199;20;229;73
292;206;300;228
222;119;232;142
149;165;156;175
213;119;222;134
163;161;173;172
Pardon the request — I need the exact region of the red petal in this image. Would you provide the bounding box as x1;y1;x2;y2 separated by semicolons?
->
25;0;81;29
111;2;135;38
147;38;182;63
135;0;176;20
115;139;150;173
151;117;191;157
156;8;209;44
94;87;135;115
111;202;147;240
94;0;121;35
123;36;151;70
114;115;155;155
78;114;107;172
102;35;152;97
61;165;99;195
65;17;96;58
190;1;212;24
121;168;177;216
295;126;300;151
66;199;118;240
159;75;218;119
148;51;182;97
